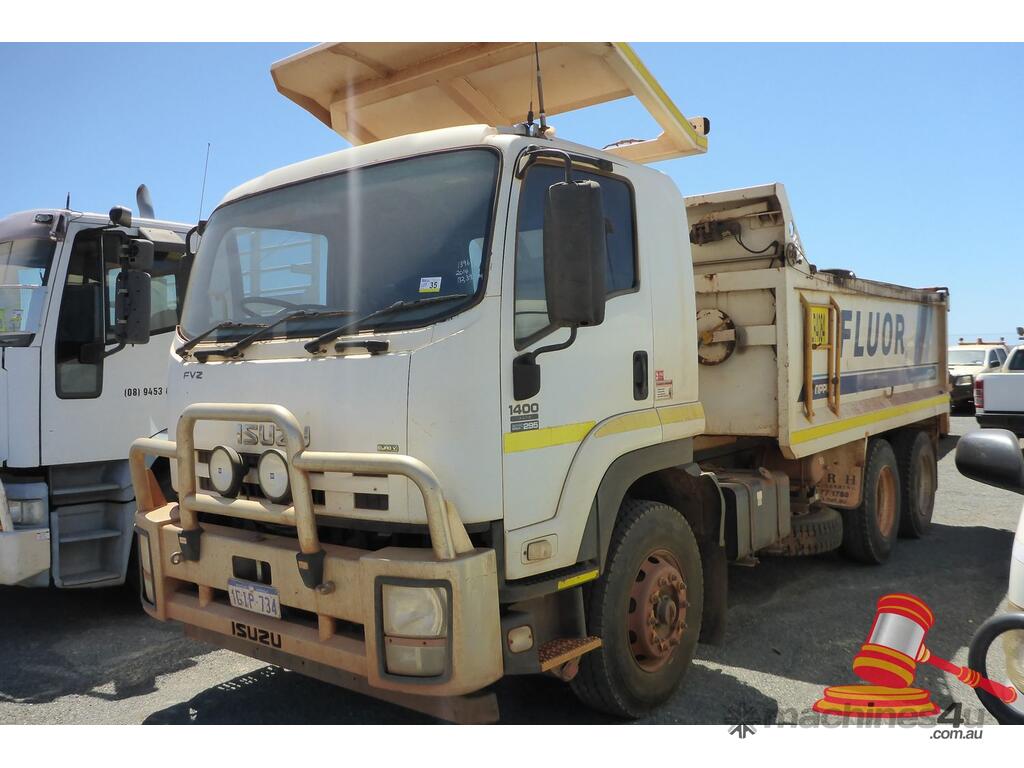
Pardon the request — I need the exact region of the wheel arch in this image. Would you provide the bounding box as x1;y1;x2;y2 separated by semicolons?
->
582;439;728;643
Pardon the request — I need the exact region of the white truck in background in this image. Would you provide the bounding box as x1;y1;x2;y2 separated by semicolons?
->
975;344;1024;436
127;43;951;720
948;338;1008;410
0;190;191;588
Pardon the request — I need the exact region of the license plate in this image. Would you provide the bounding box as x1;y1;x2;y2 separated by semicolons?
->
227;578;281;619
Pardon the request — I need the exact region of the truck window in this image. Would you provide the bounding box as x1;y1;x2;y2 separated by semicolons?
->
996;347;1007;364
181;148;499;341
56;234;104;399
1008;350;1024;371
514;163;637;347
0;238;54;346
105;249;184;336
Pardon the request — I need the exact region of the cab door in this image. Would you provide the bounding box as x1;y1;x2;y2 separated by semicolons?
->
500;157;656;550
39;227;185;466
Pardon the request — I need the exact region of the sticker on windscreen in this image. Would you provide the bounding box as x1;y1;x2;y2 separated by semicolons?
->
419;277;442;293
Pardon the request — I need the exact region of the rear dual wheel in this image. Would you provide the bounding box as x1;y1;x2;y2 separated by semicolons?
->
571;499;703;718
841;438;901;564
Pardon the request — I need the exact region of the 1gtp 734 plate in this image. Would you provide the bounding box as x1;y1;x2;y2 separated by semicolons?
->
227;578;281;619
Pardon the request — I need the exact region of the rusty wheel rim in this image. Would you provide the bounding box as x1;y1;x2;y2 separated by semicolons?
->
875;465;897;537
627;548;687;672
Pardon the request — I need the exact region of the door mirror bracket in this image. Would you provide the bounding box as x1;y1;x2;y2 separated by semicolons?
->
512;326;578;400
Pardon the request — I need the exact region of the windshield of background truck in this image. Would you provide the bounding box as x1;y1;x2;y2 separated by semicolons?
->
948;349;986;366
0;237;54;343
180;149;500;342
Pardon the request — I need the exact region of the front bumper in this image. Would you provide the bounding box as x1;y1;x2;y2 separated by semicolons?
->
131;403;502;698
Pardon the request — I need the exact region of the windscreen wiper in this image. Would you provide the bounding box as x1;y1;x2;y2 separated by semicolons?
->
303;293;469;354
194;309;355;362
176;320;264;356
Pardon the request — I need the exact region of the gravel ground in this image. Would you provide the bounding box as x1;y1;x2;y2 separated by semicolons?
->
1;415;1020;725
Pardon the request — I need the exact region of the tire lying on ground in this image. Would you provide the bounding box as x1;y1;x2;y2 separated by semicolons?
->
764;505;844;556
891;430;936;539
841;438;900;564
571;498;703;718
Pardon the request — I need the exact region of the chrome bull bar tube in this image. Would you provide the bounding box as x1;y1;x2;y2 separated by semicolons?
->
129;403;468;591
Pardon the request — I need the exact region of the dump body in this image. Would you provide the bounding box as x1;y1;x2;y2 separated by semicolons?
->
687;184;949;460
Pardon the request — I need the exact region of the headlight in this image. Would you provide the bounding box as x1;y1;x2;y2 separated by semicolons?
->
208;445;244;497
381;583;449;677
257;449;291;504
957;375;974;386
8;499;47;526
382;584;448;638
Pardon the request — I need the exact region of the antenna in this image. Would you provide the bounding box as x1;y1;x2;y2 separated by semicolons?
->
534;43;548;135
197;142;212;221
65;192;70;210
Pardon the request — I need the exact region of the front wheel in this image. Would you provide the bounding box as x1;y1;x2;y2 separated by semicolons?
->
570;499;703;718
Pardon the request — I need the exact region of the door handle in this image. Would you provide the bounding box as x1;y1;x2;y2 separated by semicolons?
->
633;351;649;400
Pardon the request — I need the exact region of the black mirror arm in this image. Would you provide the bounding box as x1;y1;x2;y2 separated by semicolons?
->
511;326;579;401
103;341;127;359
519;325;578;366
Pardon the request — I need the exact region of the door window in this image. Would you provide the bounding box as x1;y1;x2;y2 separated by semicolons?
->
56;234;104;398
513;163;637;347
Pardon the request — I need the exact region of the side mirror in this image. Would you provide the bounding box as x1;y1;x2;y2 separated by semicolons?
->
543;179;607;328
109;206;133;228
115;269;151;345
955;429;1024;494
989;358;1002;368
185;220;206;257
125;238;154;270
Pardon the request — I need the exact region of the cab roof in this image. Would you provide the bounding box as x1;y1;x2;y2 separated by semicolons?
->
271;42;708;164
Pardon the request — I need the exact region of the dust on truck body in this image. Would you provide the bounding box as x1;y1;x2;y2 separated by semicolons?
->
130;43;950;720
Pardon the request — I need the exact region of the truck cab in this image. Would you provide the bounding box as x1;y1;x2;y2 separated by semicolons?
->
0;206;191;587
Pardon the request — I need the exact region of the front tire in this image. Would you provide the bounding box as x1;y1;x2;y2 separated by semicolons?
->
841;438;900;564
571;499;703;718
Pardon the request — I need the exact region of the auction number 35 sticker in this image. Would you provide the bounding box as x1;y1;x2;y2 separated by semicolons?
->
419;277;442;293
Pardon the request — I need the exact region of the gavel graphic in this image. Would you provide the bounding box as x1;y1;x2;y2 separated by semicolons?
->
853;593;1017;704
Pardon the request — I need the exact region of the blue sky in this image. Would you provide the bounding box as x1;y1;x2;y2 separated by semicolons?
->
1;43;1020;342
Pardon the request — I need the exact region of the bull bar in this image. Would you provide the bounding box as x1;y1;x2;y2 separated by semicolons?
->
129;403;502;701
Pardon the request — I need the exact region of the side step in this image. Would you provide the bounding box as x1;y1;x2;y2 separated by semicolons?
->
538;636;602;675
59;569;121;587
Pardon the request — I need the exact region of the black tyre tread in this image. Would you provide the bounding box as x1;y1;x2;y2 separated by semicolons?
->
570;498;703;718
765;506;844;556
841;439;899;564
892;430;935;539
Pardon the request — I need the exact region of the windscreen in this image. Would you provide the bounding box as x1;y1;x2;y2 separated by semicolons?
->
180;148;500;342
0;238;55;344
948;349;986;366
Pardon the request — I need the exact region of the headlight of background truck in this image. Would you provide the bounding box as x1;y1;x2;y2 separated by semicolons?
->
957;375;974;386
8;499;47;526
381;583;449;678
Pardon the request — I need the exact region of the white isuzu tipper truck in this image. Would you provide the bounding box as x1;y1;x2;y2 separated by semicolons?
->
0;192;191;588
128;43;950;720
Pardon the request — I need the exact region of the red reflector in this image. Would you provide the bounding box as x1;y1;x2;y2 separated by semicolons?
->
974;378;984;409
